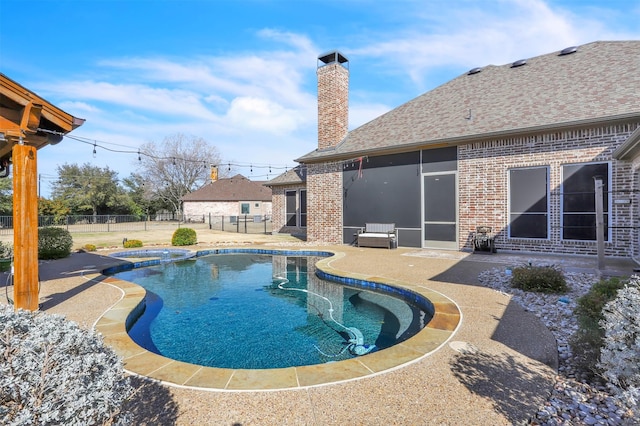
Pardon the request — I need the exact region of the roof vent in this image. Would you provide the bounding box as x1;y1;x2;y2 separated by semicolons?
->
511;59;527;68
467;67;482;75
559;46;578;56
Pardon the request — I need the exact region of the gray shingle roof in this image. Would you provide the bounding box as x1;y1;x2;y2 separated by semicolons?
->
264;166;307;187
181;174;272;202
298;40;640;162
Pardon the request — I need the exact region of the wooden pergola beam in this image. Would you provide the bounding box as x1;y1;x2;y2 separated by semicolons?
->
0;73;84;311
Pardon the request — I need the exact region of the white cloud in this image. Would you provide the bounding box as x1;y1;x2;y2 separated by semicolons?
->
44;81;219;121
226;97;302;135
349;0;640;89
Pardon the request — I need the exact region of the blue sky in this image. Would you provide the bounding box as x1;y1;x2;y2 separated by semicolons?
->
1;0;639;198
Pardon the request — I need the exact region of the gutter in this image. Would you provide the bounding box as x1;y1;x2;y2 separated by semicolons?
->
296;113;640;164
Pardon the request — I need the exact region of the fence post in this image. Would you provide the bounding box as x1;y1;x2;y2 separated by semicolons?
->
222;216;225;232
594;177;605;271
107;215;110;232
66;215;69;231
236;216;239;233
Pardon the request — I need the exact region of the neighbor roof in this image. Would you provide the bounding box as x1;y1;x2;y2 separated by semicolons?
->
298;40;640;163
182;174;272;202
264;166;307;187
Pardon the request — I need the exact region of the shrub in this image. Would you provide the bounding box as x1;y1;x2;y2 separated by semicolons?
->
172;228;197;246
0;240;13;259
598;276;640;418
0;304;133;425
510;264;567;294
38;227;73;260
123;239;143;248
83;244;97;252
571;277;627;377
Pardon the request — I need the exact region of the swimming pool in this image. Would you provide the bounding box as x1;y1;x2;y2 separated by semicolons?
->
106;250;433;369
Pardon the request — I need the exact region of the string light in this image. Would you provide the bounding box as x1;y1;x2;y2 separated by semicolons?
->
35;128;365;178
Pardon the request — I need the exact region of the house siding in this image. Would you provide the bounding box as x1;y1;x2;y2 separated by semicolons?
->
458;122;640;257
183;201;272;218
302;122;640;257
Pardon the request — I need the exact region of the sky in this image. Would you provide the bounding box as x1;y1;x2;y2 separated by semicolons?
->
1;0;639;198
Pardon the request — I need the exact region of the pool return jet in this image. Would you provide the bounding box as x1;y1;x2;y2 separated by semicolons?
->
273;274;376;357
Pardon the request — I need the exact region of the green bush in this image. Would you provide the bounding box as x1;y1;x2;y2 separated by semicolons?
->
123;239;143;248
38;227;73;260
510;264;567;294
172;228;197;246
0;241;13;259
570;277;627;377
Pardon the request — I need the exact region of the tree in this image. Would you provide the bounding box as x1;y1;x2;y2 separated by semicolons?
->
0;178;12;215
50;163;123;217
38;197;71;224
138;133;221;215
121;173;164;218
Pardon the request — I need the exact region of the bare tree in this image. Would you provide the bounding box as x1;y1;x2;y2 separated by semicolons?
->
138;134;221;216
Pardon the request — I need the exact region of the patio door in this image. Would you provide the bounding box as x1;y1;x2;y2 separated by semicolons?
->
423;172;458;249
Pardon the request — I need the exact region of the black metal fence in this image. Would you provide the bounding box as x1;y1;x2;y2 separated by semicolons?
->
0;214;273;235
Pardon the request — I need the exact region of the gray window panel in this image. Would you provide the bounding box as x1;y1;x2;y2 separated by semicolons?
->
424;224;457;241
509;214;548;238
509;167;548;238
423;174;456;222
563;213;609;240
510;168;547;213
562;163;609;241
562;163;608;212
422;146;457;173
285;191;297;227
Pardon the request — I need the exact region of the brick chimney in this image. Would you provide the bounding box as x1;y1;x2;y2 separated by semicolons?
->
317;51;349;150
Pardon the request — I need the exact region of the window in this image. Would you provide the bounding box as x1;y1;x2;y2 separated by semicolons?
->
509;167;549;238
561;162;609;241
285;191;297;226
241;203;250;214
300;190;307;228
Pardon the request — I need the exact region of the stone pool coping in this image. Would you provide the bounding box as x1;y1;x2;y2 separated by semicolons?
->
93;248;462;392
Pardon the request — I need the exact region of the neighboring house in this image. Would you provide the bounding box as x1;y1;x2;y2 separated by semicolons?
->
182;174;272;219
268;41;640;259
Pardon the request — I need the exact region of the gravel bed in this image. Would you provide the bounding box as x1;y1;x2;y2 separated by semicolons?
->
478;267;634;425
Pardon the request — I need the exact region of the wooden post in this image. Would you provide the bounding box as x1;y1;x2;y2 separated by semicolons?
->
13;143;40;310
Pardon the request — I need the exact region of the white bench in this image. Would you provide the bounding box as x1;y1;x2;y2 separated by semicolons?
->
357;223;397;249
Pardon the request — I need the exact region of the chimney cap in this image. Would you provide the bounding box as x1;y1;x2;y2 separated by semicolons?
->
318;50;349;68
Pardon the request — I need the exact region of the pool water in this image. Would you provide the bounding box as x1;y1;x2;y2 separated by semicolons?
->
113;253;431;369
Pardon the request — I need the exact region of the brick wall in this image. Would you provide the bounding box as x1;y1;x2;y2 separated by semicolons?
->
317;63;349;150
307;162;343;244
458;122;640;257
183;201;272;217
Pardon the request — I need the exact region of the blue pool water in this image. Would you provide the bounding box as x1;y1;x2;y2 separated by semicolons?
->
111;252;432;369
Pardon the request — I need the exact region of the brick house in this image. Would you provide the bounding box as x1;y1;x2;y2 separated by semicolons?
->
182;174;272;219
268;41;640;259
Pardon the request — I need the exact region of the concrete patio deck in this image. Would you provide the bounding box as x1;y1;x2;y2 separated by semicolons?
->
2;243;636;425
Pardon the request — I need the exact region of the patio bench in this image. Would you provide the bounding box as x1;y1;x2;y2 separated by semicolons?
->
357;223;397;249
